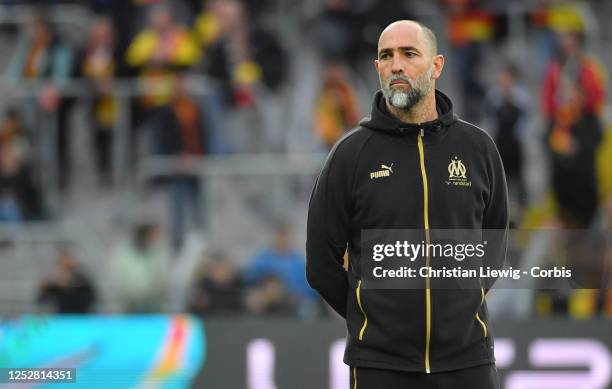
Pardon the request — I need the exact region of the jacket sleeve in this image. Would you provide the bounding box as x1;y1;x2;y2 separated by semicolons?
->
482;137;510;293
306;142;353;318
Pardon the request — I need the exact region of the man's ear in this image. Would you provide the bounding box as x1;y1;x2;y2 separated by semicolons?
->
374;59;380;72
431;54;445;80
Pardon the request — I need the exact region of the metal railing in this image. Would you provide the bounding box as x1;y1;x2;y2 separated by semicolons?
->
0;76;217;210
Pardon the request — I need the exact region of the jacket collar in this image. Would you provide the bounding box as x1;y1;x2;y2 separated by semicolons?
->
359;89;457;137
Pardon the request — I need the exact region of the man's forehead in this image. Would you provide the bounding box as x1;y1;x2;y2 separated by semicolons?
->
378;22;425;52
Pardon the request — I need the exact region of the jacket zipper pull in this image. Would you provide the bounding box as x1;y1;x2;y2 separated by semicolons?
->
420;128;424;137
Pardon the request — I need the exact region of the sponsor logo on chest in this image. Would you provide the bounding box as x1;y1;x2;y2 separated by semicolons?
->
370;163;394;179
445;157;472;187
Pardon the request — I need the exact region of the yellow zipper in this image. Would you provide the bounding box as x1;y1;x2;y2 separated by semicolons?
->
475;287;488;337
417;129;432;373
356;280;368;340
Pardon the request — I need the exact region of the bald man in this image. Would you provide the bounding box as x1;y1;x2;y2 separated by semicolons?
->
306;21;507;388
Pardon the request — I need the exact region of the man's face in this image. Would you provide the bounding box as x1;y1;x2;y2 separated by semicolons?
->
379;60;433;109
375;23;443;109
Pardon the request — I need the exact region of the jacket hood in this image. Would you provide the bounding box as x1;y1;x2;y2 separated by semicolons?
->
359;89;457;136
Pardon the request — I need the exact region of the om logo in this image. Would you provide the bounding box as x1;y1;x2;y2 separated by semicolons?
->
448;157;467;179
445;157;471;187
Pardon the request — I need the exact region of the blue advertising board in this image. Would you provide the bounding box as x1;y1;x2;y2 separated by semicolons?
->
0;315;205;389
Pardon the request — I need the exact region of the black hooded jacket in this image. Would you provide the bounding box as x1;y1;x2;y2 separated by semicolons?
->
306;90;509;373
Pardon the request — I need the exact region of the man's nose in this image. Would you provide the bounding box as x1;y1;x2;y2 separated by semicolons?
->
391;55;404;74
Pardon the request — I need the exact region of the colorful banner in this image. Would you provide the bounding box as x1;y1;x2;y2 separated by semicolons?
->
0;315;205;389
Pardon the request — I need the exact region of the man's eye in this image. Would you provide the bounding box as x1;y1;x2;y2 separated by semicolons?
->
379;53;390;59
405;51;416;57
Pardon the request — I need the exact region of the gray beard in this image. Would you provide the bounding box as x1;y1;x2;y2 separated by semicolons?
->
388;89;421;108
381;67;433;110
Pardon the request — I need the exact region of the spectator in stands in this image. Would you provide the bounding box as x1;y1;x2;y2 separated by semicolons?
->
542;31;606;228
5;11;75;190
37;245;96;314
126;3;200;109
313;63;360;149
150;76;207;251
79;16;118;187
125;3;201;162
485;63;529;225
91;0;193;77
110;223;168;313
530;0;589;78
245;224;316;308
195;0;287;107
442;0;495;123
0;109;31;158
188;251;245;316
0;142;44;222
192;0;288;153
245;275;297;316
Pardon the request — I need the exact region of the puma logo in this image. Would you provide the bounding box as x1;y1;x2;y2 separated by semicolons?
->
370;163;395;179
381;163;394;173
